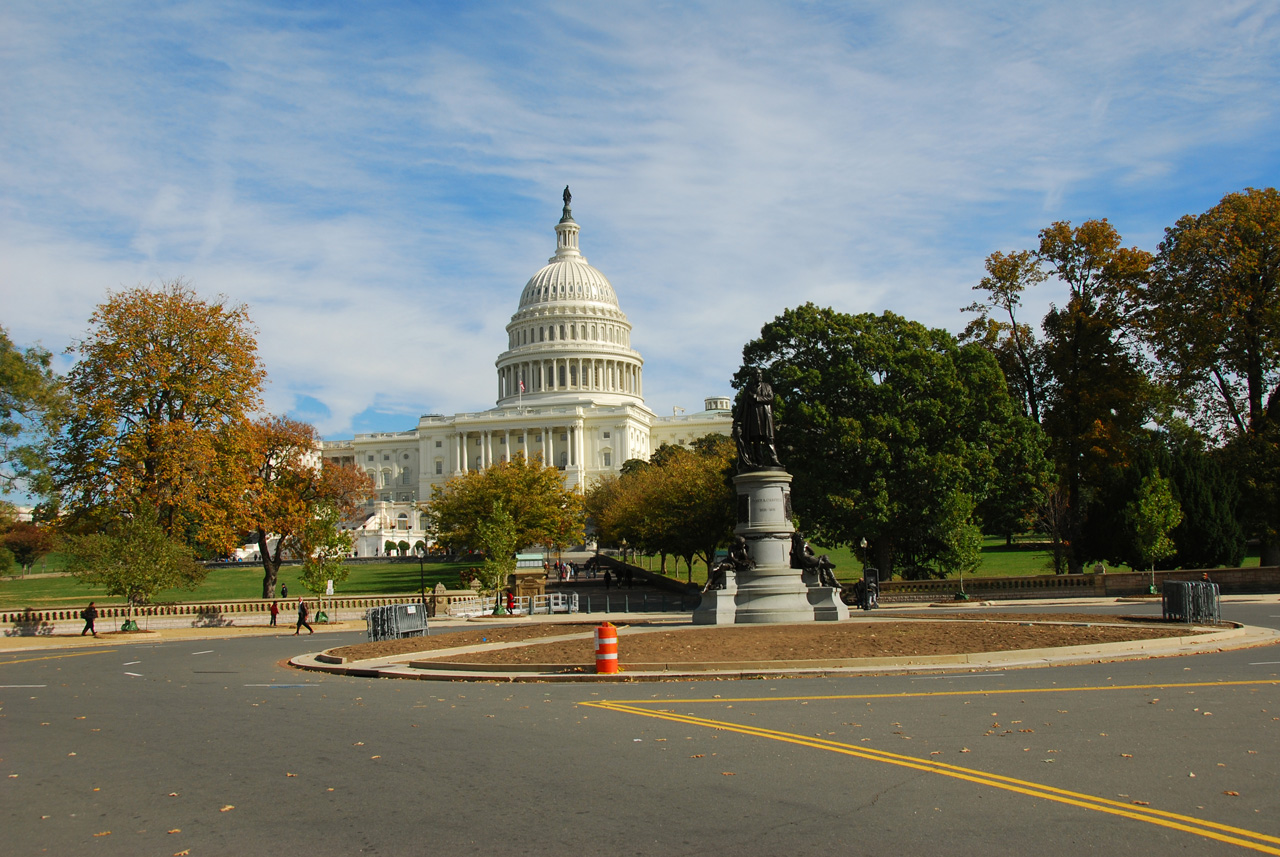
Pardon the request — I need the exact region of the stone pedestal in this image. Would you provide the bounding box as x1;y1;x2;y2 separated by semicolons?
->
693;470;849;625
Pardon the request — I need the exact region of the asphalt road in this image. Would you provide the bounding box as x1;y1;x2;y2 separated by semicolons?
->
5;601;1280;856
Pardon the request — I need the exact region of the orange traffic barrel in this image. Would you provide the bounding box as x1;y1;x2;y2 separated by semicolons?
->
595;621;619;674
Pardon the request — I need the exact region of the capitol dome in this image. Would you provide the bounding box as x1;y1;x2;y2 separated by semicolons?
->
494;189;645;409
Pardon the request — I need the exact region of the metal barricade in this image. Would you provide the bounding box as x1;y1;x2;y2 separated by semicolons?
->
1162;580;1221;624
366;603;430;641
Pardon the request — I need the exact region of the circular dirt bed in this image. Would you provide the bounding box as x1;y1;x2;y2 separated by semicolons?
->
331;614;1215;665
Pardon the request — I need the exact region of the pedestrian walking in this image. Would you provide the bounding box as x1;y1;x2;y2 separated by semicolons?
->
281;583;288;599
269;600;279;627
603;570;611;589
80;601;98;637
293;598;313;635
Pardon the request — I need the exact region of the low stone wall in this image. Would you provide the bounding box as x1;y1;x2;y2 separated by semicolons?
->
878;566;1280;602
0;590;486;637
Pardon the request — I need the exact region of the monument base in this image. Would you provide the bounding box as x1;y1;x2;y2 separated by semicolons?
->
692;470;850;625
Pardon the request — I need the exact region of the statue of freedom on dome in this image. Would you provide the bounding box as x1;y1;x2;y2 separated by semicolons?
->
734;368;782;471
563;185;571;207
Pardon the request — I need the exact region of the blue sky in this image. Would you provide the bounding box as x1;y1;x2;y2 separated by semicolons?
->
2;1;1278;441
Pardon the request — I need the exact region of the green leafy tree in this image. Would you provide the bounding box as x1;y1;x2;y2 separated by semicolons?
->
961;250;1049;423
54;281;264;555
293;501;354;599
739;304;1019;579
1144;187;1280;562
1126;472;1183;577
975;415;1055;546
0;325;63;499
65;505;206;621
1038;220;1154;572
586;436;734;579
473;501;519;614
425;454;584;554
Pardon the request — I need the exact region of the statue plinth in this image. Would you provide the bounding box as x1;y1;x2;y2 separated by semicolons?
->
693;470;849;625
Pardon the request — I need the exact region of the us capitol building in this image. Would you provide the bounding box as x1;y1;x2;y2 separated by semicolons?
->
322;190;733;555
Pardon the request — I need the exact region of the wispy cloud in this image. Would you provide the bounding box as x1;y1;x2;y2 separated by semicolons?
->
1;0;1278;435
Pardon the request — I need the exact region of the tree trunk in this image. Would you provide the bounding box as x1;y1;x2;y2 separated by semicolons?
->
1262;539;1280;568
873;541;893;581
258;527;280;599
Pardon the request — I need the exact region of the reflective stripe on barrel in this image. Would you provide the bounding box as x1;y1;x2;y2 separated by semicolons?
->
595;622;618;674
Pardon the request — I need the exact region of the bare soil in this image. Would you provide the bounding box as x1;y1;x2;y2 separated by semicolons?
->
330;613;1213;666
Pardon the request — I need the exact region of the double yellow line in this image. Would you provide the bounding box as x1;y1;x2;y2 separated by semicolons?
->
582;680;1280;854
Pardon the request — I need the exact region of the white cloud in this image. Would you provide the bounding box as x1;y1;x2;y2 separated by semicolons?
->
1;0;1278;433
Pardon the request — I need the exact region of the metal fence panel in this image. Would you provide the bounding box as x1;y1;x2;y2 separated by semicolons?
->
366;603;430;641
1162;580;1221;624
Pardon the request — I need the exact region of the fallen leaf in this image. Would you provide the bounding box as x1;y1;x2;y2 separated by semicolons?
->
960;748;970;753
1132;800;1150;806
353;742;364;746
168;792;179;797
1203;712;1213;716
721;772;735;776
371;755;381;760
1189;773;1196;778
1225;791;1240;797
220;805;235;812
286;773;297;777
1121;754;1133;758
175;850;190;856
75;716;86;720
168;829;181;834
930;751;942;756
67;752;76;756
1043;759;1055;763
93;831;111;836
7;775;17;779
1019;729;1035;733
690;754;704;758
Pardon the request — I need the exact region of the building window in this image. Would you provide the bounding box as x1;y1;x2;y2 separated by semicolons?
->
435;460;443;475
603;452;612;467
403;453;410;460
383;454;390;461
517;435;524;443
500;436;506;445
560;433;567;441
397;513;409;530
401;470;412;485
381;493;391;502
366;455;374;462
475;437;481;445
435;440;442;448
603;431;610;439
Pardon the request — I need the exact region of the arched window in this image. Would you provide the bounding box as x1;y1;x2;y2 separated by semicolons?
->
397;513;409;530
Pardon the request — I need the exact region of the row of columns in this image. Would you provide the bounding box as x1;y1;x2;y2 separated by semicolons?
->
452;423;589;482
497;358;641;399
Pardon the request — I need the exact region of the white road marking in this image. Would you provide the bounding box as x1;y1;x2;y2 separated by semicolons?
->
123;661;141;666
0;684;47;688
124;672;143;677
191;650;214;655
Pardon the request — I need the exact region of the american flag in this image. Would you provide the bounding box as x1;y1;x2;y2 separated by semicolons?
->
519;379;525;392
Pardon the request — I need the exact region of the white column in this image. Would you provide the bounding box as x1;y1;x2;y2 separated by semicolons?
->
617;423;629;464
547;426;555;470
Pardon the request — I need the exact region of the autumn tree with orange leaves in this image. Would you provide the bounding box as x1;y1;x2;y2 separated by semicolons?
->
54;281;264;557
245;415;373;598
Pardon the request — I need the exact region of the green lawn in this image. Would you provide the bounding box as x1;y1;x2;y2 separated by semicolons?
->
0;561;473;611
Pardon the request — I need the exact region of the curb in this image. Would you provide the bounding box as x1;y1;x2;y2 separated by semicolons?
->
289;621;1280;683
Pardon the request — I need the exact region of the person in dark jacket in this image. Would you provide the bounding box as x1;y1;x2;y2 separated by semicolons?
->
293;598;313;635
81;602;98;637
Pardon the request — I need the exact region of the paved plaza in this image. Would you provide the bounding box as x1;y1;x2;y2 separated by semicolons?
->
4;598;1280;855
